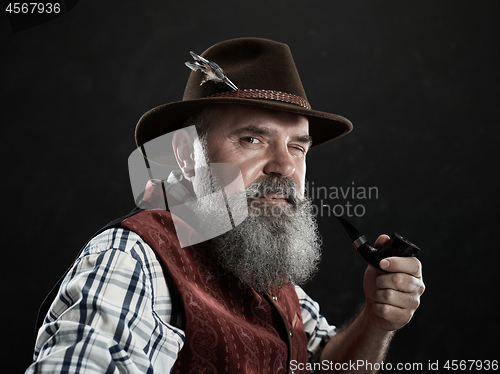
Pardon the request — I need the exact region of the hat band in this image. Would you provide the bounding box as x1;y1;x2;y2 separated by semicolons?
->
207;89;311;110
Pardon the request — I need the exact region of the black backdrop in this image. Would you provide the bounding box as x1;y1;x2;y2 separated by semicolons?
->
3;1;499;371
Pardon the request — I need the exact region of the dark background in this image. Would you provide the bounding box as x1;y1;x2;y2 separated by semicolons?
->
2;1;498;371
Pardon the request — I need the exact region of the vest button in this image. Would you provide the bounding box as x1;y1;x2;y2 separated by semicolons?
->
292;371;296;374
289;330;293;338
272;294;277;301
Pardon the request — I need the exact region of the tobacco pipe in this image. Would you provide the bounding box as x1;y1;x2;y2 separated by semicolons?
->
323;206;420;270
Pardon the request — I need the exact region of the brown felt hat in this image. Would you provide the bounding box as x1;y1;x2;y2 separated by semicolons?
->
135;37;353;149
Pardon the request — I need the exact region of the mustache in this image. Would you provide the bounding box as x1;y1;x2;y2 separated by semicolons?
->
245;176;302;206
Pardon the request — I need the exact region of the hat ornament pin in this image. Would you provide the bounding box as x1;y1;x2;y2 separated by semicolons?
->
185;51;238;91
136;39;354;150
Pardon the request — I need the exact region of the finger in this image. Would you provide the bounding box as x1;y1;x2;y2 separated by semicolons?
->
376;272;424;294
379;256;423;278
374;234;391;248
373;288;421;311
372;302;413;328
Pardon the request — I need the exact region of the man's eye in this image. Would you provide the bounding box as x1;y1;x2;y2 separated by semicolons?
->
242;137;259;144
290;145;307;156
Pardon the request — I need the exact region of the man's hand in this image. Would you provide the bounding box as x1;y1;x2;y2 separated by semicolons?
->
363;234;425;332
319;234;424;372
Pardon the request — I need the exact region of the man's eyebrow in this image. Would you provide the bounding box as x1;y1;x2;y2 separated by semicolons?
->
231;126;274;137
232;126;313;147
293;134;313;148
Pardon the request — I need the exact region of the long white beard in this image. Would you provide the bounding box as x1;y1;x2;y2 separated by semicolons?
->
195;173;322;293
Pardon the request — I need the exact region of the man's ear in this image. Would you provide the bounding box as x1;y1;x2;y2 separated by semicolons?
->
172;129;196;180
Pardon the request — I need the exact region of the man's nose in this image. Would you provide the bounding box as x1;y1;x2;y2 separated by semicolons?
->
263;145;296;177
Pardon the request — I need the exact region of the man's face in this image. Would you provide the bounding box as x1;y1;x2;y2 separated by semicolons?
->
200;105;311;199
184;105;321;292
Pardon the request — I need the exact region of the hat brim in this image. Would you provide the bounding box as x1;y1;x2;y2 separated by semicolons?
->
135;97;353;150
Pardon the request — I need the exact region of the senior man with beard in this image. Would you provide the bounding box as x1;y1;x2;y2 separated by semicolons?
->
27;38;424;374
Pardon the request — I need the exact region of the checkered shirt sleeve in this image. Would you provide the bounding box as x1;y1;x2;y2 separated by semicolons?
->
295;285;337;364
26;228;336;373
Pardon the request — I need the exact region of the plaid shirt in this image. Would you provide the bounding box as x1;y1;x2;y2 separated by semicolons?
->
26;227;336;373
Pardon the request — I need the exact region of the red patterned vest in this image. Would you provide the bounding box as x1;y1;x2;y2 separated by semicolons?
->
121;209;309;373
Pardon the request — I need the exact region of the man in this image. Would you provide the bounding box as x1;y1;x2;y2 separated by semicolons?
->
27;38;424;373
